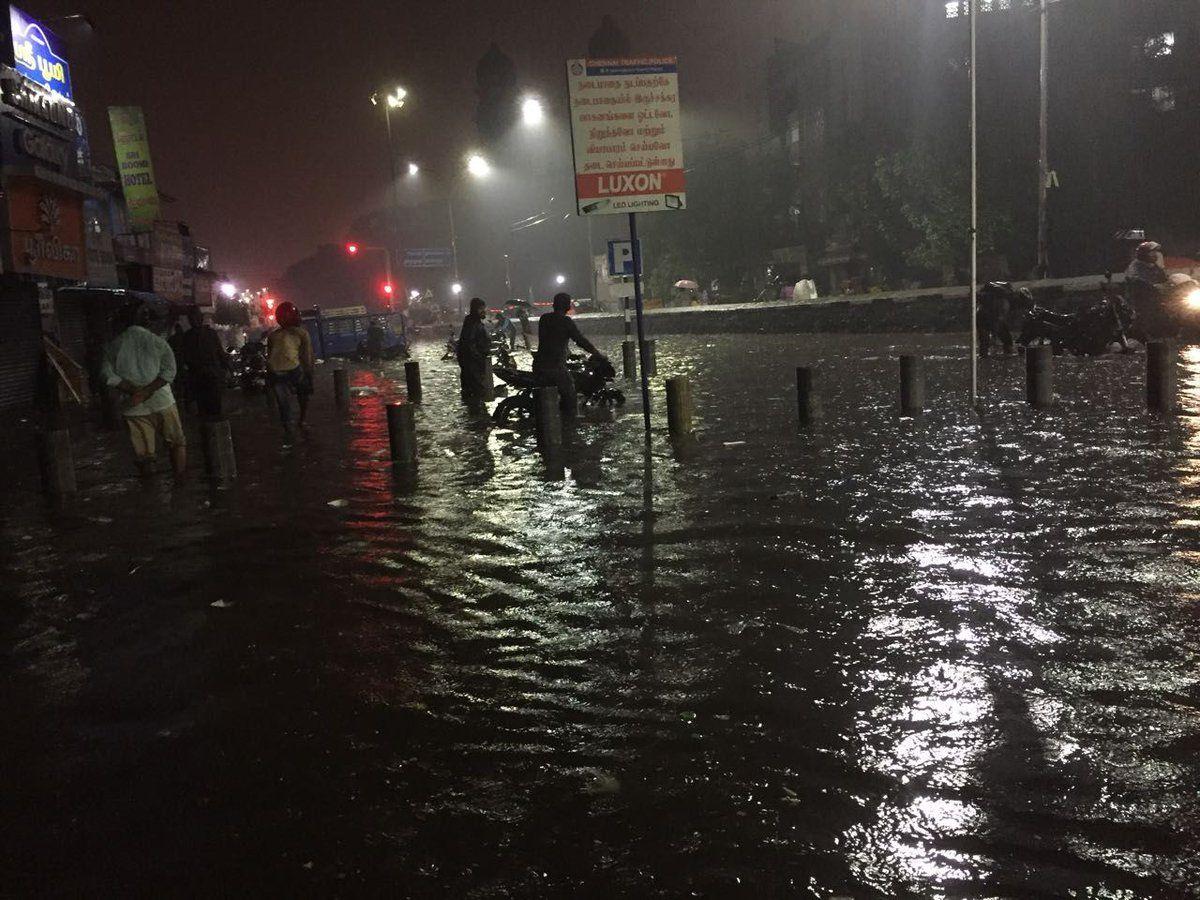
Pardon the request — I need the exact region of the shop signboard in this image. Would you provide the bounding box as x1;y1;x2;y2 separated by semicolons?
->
107;106;159;230
567;57;685;216
152;265;183;302
5;174;84;280
7;6;72;99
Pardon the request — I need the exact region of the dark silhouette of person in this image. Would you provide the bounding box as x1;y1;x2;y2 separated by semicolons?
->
533;293;604;417
365;318;385;361
456;297;492;408
180;307;231;419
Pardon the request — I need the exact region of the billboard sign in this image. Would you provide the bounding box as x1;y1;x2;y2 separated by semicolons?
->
567;56;684;216
9;6;71;99
108;106;160;231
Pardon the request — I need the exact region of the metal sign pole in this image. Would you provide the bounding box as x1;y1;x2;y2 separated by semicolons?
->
969;0;979;408
629;212;652;441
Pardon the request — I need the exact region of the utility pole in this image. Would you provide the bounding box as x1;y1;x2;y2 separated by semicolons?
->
1036;0;1050;279
970;0;979;407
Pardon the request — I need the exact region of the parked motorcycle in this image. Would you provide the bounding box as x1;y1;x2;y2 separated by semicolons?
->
239;339;269;392
1019;287;1140;356
491;354;625;424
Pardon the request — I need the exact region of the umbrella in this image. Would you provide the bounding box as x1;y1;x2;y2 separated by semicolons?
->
674;280;700;291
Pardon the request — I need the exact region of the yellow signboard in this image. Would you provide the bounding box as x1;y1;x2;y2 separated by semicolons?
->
107;106;160;231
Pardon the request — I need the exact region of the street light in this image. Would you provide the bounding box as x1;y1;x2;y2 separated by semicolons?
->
407;161;420;176
466;153;491;178
555;274;566;286
218;281;237;299
370;83;408;296
522;95;544;127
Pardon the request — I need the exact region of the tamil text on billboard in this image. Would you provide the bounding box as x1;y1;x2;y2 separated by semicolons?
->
8;6;72;99
108;106;160;231
567;57;684;216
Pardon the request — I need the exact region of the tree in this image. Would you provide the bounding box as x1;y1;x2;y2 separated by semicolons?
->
587;15;631;58
475;43;518;146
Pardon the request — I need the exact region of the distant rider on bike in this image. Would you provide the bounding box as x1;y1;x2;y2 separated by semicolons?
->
533;293;605;417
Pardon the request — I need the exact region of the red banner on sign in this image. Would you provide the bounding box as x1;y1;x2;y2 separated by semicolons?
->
575;169;687;200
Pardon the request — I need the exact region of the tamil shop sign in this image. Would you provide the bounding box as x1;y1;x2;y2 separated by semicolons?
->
8;6;71;99
6;175;85;280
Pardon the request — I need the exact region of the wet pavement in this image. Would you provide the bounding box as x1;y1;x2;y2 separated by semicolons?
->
2;334;1199;898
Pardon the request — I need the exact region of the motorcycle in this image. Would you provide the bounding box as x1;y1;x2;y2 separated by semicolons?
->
492;354;625;425
1019;285;1141;356
239;339;269;392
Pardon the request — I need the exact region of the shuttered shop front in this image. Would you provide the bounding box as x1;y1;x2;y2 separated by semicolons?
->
0;287;43;409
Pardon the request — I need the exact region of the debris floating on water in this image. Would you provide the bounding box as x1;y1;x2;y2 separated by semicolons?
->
723;441;747;448
327;499;349;508
210;600;233;609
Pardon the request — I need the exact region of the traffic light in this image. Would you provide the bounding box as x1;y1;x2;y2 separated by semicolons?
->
382;282;394;297
346;242;359;256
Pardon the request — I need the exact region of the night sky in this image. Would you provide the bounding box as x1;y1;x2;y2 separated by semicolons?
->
31;0;807;285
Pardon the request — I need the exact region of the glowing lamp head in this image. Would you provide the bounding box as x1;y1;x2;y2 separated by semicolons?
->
451;282;463;295
1184;288;1200;311
522;96;544;127
218;281;236;299
555;274;567;285
466;154;491;178
409;289;420;300
407;161;420;177
382;283;394;296
346;242;359;256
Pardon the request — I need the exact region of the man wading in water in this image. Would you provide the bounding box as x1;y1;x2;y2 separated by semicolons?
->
456;297;492;410
533;292;606;417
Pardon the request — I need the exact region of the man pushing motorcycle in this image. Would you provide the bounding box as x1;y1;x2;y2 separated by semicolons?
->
533;293;606;417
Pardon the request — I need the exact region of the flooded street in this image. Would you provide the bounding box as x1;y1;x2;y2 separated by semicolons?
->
3;333;1199;897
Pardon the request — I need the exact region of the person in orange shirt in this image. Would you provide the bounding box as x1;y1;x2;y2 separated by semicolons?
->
266;301;314;442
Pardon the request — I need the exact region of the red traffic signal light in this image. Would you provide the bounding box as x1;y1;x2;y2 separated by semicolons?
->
346;242;359;256
382;282;394;296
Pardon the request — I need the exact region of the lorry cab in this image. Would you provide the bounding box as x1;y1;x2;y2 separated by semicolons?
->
302;306;409;360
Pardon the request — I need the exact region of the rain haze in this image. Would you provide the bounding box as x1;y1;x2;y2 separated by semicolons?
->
2;1;1200;896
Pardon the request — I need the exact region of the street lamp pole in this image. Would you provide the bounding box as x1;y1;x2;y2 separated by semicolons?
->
447;197;461;315
969;0;979;407
1036;0;1050;279
384;103;403;282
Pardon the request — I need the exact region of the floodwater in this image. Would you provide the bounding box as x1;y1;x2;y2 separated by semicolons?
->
2;333;1199;898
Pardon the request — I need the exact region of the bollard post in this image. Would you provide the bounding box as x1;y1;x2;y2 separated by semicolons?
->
534;386;562;452
622;340;637;380
623;296;634;342
199;419;237;484
1025;344;1054;409
404;360;422;405
481;356;496;402
333;366;351;410
899;355;925;417
644;339;658;377
386;402;419;469
1147;341;1175;414
796;367;822;426
39;428;76;498
665;376;694;439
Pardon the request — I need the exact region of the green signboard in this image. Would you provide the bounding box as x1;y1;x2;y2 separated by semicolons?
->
108;106;159;231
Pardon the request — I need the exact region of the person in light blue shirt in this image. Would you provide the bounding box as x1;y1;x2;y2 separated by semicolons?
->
100;303;187;477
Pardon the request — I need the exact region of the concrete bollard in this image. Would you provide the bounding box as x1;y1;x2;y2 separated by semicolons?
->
404;360;422;405
644;339;658;377
1147;341;1175;414
1026;345;1054;409
39;428;76;497
899;355;925;417
796;367;822;426
199;419;237;484
665;376;694;439
534;386;562;452
333;366;351;410
482;356;496;402
386;402;418;469
622;340;637;380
